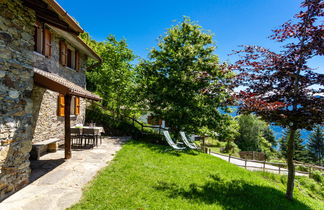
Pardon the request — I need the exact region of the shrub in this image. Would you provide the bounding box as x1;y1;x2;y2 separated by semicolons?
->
309;170;323;183
223;140;240;155
295;165;308;172
85;104;164;144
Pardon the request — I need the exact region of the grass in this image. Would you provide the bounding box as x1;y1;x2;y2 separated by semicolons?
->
70;140;324;210
209;146;240;158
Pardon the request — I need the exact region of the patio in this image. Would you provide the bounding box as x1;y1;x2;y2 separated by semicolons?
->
0;136;130;210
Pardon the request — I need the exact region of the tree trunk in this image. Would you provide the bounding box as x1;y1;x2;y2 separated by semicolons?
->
286;127;296;200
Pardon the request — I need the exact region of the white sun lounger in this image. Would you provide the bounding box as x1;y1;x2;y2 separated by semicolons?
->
180;131;199;150
163;131;186;150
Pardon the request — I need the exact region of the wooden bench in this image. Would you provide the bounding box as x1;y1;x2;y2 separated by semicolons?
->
30;138;61;160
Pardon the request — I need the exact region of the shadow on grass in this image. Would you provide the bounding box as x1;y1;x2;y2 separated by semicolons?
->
154;174;312;210
128;140;199;156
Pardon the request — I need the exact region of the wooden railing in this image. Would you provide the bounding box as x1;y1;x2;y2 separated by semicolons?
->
208;150;324;177
93;103;168;135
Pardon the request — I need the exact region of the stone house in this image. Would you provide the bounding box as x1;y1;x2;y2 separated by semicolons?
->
0;0;101;200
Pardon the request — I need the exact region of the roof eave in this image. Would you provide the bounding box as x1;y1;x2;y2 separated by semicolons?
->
45;0;84;33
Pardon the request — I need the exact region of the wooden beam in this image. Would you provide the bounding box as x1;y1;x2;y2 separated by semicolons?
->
34;73;69;95
23;0;79;35
64;94;72;159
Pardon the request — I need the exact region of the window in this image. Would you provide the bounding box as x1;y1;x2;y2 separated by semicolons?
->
147;115;162;125
57;94;80;116
59;40;80;70
75;50;80;71
67;49;72;68
34;22;51;57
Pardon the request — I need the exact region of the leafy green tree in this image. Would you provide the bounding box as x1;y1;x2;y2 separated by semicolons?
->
82;34;138;117
138;17;234;135
263;127;277;149
307;126;324;166
279;130;308;162
235;114;274;154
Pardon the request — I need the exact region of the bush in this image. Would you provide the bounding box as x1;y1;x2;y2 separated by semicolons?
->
223;140;240;155
85;104;164;144
309;170;323;183
296;165;308;172
204;137;220;146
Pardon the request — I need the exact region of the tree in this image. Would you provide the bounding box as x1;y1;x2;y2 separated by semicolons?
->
308;125;324;165
263;127;277;149
279;130;308;162
235;114;274;155
83;35;138;117
138;17;235;134
232;0;323;200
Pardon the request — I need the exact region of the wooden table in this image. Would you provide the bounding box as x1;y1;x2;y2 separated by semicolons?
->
71;126;105;147
72;126;105;134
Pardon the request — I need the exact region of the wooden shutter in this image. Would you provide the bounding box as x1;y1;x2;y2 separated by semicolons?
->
75;50;80;71
74;97;80;115
57;94;65;116
43;28;52;57
59;40;67;66
34;21;43;53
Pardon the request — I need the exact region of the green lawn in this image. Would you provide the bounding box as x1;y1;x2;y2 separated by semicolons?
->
70;140;323;210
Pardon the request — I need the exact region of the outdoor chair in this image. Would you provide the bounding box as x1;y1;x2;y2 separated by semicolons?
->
163;131;186;150
180;131;199;150
71;128;82;147
82;128;97;147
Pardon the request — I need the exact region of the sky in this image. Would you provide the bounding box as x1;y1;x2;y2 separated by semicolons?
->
57;0;323;73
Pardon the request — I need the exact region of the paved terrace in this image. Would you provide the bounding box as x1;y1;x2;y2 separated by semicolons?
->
0;137;129;210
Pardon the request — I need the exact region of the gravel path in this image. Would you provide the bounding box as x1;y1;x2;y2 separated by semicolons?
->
0;136;129;210
211;152;308;176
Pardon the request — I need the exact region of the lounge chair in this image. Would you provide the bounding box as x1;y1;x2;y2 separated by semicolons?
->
163;131;186;150
180;131;199;150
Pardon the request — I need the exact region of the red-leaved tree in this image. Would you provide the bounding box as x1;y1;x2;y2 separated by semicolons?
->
232;0;323;200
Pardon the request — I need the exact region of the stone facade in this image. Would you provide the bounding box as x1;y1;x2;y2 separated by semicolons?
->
32;87;86;144
0;0;90;200
0;0;36;200
31;23;88;145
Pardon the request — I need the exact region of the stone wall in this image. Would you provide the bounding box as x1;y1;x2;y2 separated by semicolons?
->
31;13;88;145
0;0;36;200
32;86;86;144
0;0;89;201
32;28;87;86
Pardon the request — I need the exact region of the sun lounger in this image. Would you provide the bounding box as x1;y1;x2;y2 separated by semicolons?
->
180;131;199;150
163;131;186;150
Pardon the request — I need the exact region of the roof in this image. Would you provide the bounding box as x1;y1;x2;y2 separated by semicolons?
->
34;68;101;101
44;0;101;62
24;0;101;62
44;0;84;33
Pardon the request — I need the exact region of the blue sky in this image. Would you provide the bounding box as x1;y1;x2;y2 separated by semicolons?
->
57;0;323;73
